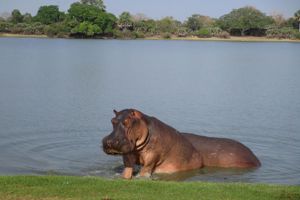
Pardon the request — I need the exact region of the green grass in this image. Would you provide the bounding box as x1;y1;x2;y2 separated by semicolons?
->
0;176;299;200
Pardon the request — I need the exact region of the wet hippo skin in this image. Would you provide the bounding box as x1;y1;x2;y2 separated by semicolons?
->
102;109;261;179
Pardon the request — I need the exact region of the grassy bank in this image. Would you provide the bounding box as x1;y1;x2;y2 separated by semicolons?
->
145;36;300;43
1;33;300;42
0;176;299;200
0;33;48;38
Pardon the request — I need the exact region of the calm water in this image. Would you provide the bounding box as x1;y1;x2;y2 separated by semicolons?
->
0;38;299;185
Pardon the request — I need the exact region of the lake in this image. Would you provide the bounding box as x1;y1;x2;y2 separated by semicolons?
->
0;38;299;185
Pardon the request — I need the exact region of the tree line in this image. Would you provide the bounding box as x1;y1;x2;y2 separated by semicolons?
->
0;0;300;39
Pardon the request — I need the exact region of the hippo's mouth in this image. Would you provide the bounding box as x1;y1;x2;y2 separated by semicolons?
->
104;148;124;155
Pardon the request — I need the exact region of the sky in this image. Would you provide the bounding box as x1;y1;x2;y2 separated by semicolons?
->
0;0;300;21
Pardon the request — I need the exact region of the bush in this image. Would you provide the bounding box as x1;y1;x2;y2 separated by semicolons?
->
133;31;145;38
44;23;70;38
176;27;188;37
293;32;300;40
0;22;13;32
162;32;171;39
112;29;137;39
207;27;222;36
195;28;211;38
266;27;296;39
10;23;27;34
31;22;46;34
217;31;230;38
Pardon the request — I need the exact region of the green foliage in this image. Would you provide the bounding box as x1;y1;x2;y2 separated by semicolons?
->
266;26;297;39
294;10;300;32
295;10;300;21
11;9;23;24
134;31;145;38
10;23;27;34
35;5;63;25
133;19;158;36
293;32;300;39
0;22;13;32
22;13;32;24
118;12;133;30
162;32;172;39
2;3;300;40
157;17;180;33
68;2;101;22
71;21;101;37
176;27;188;37
44;23;70;37
195;28;211;38
218;6;274;36
185;14;214;31
81;0;105;11
68;2;116;37
95;12;116;34
285;17;298;29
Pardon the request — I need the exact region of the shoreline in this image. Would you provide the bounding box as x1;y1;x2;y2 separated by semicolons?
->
1;33;300;43
145;35;300;43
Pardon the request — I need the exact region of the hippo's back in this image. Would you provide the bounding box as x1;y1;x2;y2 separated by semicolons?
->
182;133;261;168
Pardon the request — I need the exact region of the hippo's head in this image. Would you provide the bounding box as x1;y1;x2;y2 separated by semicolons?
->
102;109;149;155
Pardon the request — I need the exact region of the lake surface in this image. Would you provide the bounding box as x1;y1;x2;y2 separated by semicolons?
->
0;38;299;185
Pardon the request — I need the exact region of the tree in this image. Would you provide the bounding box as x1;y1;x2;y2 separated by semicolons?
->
157;16;180;33
185;14;214;31
68;2;101;22
23;13;32;23
132;13;148;22
118;12;133;30
71;21;101;37
0;12;11;20
11;9;23;23
80;0;105;11
94;12;117;34
35;5;63;24
295;10;300;32
218;6;273;36
68;2;116;37
271;12;286;28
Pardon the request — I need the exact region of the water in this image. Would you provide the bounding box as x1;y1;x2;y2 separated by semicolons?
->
0;38;299;185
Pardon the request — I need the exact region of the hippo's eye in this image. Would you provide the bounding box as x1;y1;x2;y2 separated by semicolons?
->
123;119;130;127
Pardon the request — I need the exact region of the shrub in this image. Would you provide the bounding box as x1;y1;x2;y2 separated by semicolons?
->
44;23;70;38
176;27;188;37
0;22;13;32
10;23;27;34
207;27;222;36
133;31;145;38
293;32;300;40
162;32;171;39
112;29;137;39
266;26;296;39
29;22;46;34
217;31;230;38
195;28;211;38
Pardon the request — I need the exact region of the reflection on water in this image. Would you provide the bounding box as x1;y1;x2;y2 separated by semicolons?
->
0;38;300;185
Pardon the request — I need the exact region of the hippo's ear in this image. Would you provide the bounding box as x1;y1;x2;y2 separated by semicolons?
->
130;110;142;119
113;109;118;116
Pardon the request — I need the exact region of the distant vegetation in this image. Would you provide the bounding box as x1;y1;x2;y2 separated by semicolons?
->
0;0;300;40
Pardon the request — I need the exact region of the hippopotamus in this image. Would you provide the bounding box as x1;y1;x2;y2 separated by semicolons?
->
102;109;261;179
